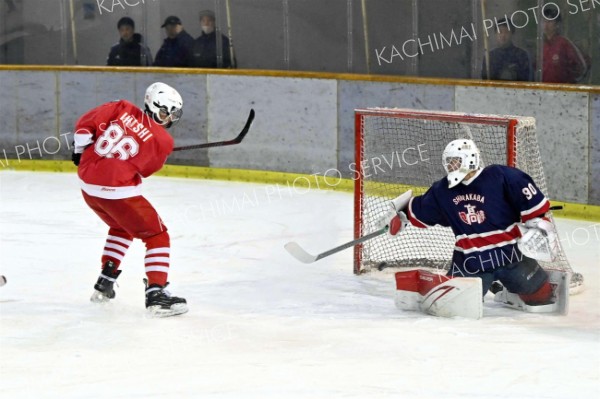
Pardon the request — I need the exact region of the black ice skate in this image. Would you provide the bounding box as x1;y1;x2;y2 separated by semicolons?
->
144;278;188;317
90;261;122;303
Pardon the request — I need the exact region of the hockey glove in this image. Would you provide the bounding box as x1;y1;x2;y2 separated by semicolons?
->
72;151;82;166
517;217;558;262
375;203;408;236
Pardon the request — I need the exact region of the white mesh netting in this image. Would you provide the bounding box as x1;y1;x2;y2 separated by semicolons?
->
355;108;577;284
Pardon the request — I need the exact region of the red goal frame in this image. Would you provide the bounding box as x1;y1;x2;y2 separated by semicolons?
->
353;108;521;274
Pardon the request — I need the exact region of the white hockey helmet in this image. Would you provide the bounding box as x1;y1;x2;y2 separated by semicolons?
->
442;139;481;188
144;82;183;128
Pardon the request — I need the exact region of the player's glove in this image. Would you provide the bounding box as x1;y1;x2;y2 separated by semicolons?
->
375;203;408;236
72;151;82;166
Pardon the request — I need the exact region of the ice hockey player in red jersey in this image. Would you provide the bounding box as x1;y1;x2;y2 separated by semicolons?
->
72;82;187;317
377;139;569;316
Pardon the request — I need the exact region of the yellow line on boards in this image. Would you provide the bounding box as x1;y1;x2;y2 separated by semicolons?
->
2;160;599;222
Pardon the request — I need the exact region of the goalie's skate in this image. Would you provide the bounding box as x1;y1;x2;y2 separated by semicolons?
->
144;279;188;317
90;261;121;303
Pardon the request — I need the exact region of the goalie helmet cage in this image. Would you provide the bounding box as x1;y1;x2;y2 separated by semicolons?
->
353;107;576;279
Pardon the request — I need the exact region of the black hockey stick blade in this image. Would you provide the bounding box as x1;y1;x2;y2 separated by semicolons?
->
173;109;255;151
284;228;387;264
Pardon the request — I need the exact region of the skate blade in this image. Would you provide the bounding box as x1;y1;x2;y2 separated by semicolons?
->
90;290;111;303
146;303;189;318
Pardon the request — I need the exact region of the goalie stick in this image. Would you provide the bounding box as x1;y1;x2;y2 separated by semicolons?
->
284;228;386;264
173;109;255;151
284;206;565;264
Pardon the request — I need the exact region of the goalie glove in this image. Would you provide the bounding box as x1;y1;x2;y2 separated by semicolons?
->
374;203;408;236
517;217;558;262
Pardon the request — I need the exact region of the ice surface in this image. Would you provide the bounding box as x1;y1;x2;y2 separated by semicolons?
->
0;171;598;399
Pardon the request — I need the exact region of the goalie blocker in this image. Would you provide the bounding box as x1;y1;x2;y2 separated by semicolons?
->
395;269;569;318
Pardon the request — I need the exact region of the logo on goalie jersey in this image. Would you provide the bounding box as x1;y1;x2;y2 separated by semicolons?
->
459;204;486;225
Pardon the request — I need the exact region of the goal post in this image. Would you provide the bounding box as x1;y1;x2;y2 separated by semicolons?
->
353;108;580;287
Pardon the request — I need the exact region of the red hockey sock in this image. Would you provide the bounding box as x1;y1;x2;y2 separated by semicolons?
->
519;281;553;305
101;228;133;269
143;232;170;287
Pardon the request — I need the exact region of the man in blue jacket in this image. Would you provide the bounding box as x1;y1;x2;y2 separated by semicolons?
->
154;16;194;67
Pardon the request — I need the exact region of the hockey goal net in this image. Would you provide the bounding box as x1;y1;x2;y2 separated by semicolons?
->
354;108;581;287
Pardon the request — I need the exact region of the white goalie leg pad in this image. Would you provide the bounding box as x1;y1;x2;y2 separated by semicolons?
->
550;270;570;315
394;270;482;319
494;270;569;315
394;270;425;311
394;290;421;311
420;277;483;320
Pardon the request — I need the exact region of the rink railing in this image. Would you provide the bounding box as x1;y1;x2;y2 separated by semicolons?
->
0;65;599;207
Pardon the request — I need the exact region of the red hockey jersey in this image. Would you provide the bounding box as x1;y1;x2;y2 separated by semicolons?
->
74;100;174;199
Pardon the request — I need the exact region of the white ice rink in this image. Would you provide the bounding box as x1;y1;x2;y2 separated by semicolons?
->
1;171;599;399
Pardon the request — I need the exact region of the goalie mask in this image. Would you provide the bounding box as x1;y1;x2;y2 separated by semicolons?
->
144;82;183;128
442;139;481;188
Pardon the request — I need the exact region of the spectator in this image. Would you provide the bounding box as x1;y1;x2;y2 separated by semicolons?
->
187;9;235;68
481;18;530;81
107;17;153;66
542;7;589;83
154;16;194;67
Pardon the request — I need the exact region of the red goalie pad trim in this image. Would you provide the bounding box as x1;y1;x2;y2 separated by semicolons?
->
395;270;451;296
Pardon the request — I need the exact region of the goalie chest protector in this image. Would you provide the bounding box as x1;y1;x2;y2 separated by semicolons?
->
408;165;550;275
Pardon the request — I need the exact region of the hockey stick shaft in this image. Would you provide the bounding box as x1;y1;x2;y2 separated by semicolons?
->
284;228;386;264
173;109;254;151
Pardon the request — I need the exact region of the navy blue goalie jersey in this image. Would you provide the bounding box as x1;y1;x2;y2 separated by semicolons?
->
407;165;550;276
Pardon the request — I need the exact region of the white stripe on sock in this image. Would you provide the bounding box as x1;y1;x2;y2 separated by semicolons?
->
104;242;129;254
145;265;170;273
146;247;170;256
107;235;133;246
145;256;170;265
103;250;125;261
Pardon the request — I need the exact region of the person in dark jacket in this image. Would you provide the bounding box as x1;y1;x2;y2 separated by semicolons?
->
481;18;530;81
187;10;235;68
107;17;153;66
153;16;194;67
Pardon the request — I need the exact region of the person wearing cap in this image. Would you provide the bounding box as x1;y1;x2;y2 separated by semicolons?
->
154;16;194;67
481;18;530;81
187;9;235;68
542;7;589;83
107;17;153;66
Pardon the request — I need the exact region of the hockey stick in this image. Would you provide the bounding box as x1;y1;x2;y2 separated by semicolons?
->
0;275;6;287
173;109;254;151
284;227;386;264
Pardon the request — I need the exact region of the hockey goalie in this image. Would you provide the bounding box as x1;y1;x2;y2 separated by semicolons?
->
376;139;569;319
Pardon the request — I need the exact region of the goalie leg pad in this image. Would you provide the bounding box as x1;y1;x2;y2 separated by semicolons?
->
420;277;483;319
495;256;548;295
494;270;569;315
394;270;483;319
